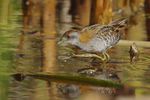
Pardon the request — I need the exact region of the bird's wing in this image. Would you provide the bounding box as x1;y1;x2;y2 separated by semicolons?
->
96;18;128;37
79;24;103;43
95;25;114;38
78;18;127;43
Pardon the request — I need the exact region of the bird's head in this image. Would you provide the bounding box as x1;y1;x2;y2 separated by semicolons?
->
58;30;80;45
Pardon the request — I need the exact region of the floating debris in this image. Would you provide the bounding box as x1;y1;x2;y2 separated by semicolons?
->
129;42;139;63
12;73;25;81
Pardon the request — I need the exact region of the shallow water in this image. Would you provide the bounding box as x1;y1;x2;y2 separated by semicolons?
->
0;1;150;100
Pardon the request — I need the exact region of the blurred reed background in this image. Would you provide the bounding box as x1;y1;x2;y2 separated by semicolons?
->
0;0;150;100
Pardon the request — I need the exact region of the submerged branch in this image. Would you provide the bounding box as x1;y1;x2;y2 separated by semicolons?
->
12;72;123;88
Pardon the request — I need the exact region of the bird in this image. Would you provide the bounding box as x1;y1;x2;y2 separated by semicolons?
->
59;18;128;62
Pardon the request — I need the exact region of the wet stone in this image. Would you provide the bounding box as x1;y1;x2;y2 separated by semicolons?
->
77;67;102;76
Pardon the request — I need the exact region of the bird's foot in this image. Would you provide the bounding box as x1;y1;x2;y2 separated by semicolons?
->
72;53;108;63
103;52;110;62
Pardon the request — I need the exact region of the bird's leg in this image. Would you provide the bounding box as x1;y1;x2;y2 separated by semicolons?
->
72;53;106;61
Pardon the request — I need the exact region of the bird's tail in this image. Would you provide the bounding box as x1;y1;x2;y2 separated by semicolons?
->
109;18;128;30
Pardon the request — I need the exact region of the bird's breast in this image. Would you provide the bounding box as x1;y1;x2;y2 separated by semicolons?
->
77;38;107;52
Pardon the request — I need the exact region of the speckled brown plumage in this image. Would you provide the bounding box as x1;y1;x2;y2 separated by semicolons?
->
60;18;128;61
